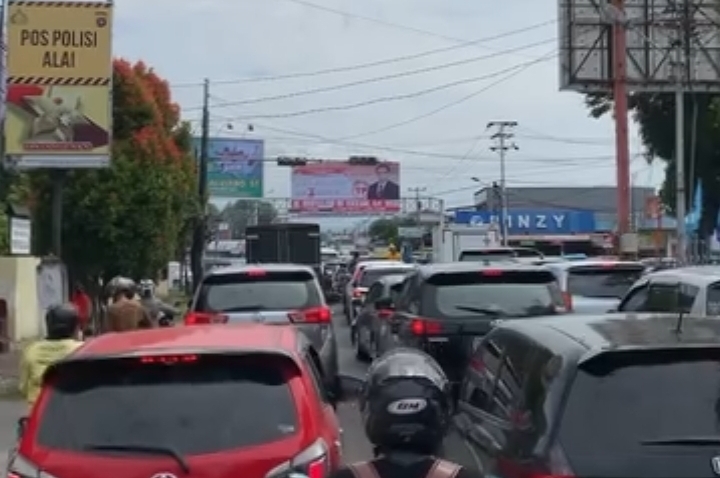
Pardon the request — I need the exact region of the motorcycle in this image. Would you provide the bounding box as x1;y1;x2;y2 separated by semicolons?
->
157;311;174;327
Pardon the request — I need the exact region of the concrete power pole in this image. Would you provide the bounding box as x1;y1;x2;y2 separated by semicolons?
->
487;121;518;246
190;79;210;292
671;2;688;263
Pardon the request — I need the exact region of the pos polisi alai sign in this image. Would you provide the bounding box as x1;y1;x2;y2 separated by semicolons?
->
4;0;113;168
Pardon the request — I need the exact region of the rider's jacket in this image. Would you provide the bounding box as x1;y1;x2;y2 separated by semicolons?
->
105;299;153;332
19;338;82;407
328;456;483;478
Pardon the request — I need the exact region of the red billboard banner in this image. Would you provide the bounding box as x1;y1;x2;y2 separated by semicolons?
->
290;162;401;213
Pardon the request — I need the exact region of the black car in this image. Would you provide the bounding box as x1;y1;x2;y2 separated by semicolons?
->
455;312;720;478
353;274;406;362
377;263;566;384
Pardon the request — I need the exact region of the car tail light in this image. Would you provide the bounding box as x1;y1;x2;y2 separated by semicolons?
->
264;438;330;478
8;454;59;478
184;312;228;325
352;288;364;298
139;354;197;364
245;268;267;276
377;309;394;319
288;306;331;324
410;318;442;335
481;269;503;276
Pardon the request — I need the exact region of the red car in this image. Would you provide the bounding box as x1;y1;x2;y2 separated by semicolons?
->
9;324;343;478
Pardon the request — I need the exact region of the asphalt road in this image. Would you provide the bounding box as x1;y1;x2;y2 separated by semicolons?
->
0;305;484;472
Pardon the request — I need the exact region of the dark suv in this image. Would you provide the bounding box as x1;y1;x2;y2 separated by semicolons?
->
377;263;566;384
455;313;720;477
186;264;339;393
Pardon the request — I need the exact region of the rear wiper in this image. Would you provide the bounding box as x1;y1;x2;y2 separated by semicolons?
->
84;443;190;472
453;305;506;316
640;437;720;446
222;305;265;312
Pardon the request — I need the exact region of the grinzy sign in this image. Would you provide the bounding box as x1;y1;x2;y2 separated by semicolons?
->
469;213;566;230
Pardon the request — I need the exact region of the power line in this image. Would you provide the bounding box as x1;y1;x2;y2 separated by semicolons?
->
186;39;555;111
226;62;554;119
171;20;556;88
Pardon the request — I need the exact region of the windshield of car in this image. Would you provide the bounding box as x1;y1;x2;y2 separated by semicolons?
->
559;351;720;475
197;271;322;312
359;267;413;287
567;264;644;298
425;270;563;317
459;249;516;262
37;354;299;455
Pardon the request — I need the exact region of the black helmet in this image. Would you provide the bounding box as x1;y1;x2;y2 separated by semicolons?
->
359;348;452;455
46;303;79;340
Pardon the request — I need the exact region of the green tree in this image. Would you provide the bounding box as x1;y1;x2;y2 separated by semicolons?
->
221;200;278;238
28;59;198;281
585;92;720;234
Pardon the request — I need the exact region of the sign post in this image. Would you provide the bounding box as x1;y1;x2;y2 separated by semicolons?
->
4;0;113;255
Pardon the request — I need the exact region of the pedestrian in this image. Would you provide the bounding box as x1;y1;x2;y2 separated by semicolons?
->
70;282;92;339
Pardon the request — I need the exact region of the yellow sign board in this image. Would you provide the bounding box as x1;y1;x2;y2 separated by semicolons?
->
5;84;110;156
6;1;112;83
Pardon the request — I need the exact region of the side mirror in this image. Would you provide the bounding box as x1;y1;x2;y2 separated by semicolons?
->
16;417;27;439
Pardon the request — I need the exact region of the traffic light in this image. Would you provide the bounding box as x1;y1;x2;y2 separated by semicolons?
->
276;157;308;166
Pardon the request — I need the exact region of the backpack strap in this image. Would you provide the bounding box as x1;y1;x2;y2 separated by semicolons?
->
346;461;382;478
426;459;462;478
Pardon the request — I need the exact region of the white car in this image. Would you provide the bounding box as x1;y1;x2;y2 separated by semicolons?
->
343;260;411;324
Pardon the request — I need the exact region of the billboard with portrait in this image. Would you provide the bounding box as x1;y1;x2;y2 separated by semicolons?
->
194;137;264;198
290;161;400;213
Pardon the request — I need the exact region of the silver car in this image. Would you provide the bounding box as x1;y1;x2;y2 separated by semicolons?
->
187;263;339;392
546;259;645;313
615;265;720;315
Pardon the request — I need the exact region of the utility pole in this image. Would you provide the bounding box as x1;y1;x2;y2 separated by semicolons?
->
407;187;426;224
190;79;210;292
672;3;687;263
486;121;518;246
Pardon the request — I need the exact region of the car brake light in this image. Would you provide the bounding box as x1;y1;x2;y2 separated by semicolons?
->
377;309;393;319
307;456;328;478
139;354;197;364
352;288;364;298
184;312;228;325
562;291;573;311
264;438;329;478
8;454;58;478
410;318;442;335
288;306;331;324
245;268;267;276
481;269;503;276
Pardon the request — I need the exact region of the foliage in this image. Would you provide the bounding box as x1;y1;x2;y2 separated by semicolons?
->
584;91;720;234
218;200;278;238
28;59;198;281
368;217;418;244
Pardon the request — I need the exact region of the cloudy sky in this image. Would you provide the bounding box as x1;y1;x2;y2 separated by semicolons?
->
116;0;663;214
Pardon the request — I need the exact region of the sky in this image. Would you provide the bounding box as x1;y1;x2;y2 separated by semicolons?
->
114;0;664;227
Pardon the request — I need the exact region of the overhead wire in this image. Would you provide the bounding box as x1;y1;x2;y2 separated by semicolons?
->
170;19;556;87
185;38;556;110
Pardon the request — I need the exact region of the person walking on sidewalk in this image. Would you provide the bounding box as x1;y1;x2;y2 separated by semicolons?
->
19;304;83;410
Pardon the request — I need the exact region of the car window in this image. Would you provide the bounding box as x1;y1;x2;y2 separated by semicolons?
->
37;354;299;455
359;268;413;287
566;264;644;298
618;283;649;311
463;337;503;411
559;352;720;475
196;271;322;312
424;270;563;318
707;282;720;315
488;332;534;421
643;283;698;313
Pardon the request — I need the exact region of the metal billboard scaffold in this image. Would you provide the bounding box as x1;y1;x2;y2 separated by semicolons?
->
558;0;720;261
558;0;720;92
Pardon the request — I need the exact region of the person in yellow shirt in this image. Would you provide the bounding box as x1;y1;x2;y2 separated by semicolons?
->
19;303;83;410
386;243;401;260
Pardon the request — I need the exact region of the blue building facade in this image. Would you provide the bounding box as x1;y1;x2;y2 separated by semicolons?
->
453;209;596;235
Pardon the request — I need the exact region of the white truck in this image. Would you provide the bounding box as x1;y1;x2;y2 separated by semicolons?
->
431;224;502;263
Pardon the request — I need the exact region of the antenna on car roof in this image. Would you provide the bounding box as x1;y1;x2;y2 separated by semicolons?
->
674;282;684;334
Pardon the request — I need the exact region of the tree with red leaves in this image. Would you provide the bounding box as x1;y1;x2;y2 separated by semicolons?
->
29;59;198;282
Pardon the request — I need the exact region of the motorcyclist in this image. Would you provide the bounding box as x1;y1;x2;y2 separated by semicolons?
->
104;276;153;332
138;279;178;323
19;304;83;409
329;348;483;478
386;243;401;260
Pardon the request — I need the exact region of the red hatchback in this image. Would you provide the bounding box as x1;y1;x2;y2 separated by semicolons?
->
9;324;343;478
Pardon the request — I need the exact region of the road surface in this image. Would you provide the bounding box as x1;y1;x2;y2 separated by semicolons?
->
0;305;484;472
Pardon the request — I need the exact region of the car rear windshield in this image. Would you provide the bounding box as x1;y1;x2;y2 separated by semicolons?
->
559;350;720;473
36;354;299;455
197;271;322;312
459;250;516;261
425;270;563;318
360;268;413;287
567;264;644;298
